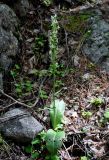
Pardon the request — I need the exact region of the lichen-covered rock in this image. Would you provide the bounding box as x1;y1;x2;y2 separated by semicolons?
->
0;4;19;72
0;28;18;71
0;108;44;142
0;4;18;32
82;8;109;72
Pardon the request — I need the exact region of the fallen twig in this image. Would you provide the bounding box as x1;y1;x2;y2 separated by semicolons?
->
0;89;39;109
62;142;72;160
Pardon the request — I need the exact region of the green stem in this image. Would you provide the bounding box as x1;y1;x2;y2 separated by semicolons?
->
52;51;56;128
49;14;59;129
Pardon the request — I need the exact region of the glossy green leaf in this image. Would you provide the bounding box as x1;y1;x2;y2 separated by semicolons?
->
50;99;66;129
45;129;65;155
104;109;109;119
81;156;88;160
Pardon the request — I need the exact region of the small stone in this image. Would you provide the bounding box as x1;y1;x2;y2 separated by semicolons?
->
26;38;34;43
82;73;92;81
73;105;79;111
73;55;80;67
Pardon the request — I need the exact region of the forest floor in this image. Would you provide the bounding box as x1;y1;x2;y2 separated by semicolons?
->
1;0;109;160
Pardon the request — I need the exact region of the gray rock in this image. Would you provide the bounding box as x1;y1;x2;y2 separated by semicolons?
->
0;4;18;32
0;28;18;71
13;0;33;17
0;4;19;72
0;73;3;90
0;108;44;142
82;8;109;72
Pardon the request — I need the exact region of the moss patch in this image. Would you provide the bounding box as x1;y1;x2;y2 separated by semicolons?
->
60;13;91;34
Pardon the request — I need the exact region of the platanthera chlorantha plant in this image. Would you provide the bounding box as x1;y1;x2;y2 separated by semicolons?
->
45;14;66;160
29;14;66;160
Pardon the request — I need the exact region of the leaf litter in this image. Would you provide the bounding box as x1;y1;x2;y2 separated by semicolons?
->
1;0;109;160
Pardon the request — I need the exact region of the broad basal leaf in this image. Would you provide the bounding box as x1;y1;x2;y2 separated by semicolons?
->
45;129;65;155
51;155;60;160
50;99;66;129
104;109;109;119
45;155;60;160
81;156;88;160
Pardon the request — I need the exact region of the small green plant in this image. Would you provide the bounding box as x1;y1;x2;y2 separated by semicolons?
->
87;62;95;70
104;109;109;120
81;156;88;160
24;80;33;92
11;64;33;96
25;130;46;159
82;111;92;119
39;89;48;99
100;109;109;125
10;64;20;78
32;34;46;66
99;109;109;125
90;97;104;106
33;35;45;55
14;80;33;96
42;0;52;6
15;83;23;95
